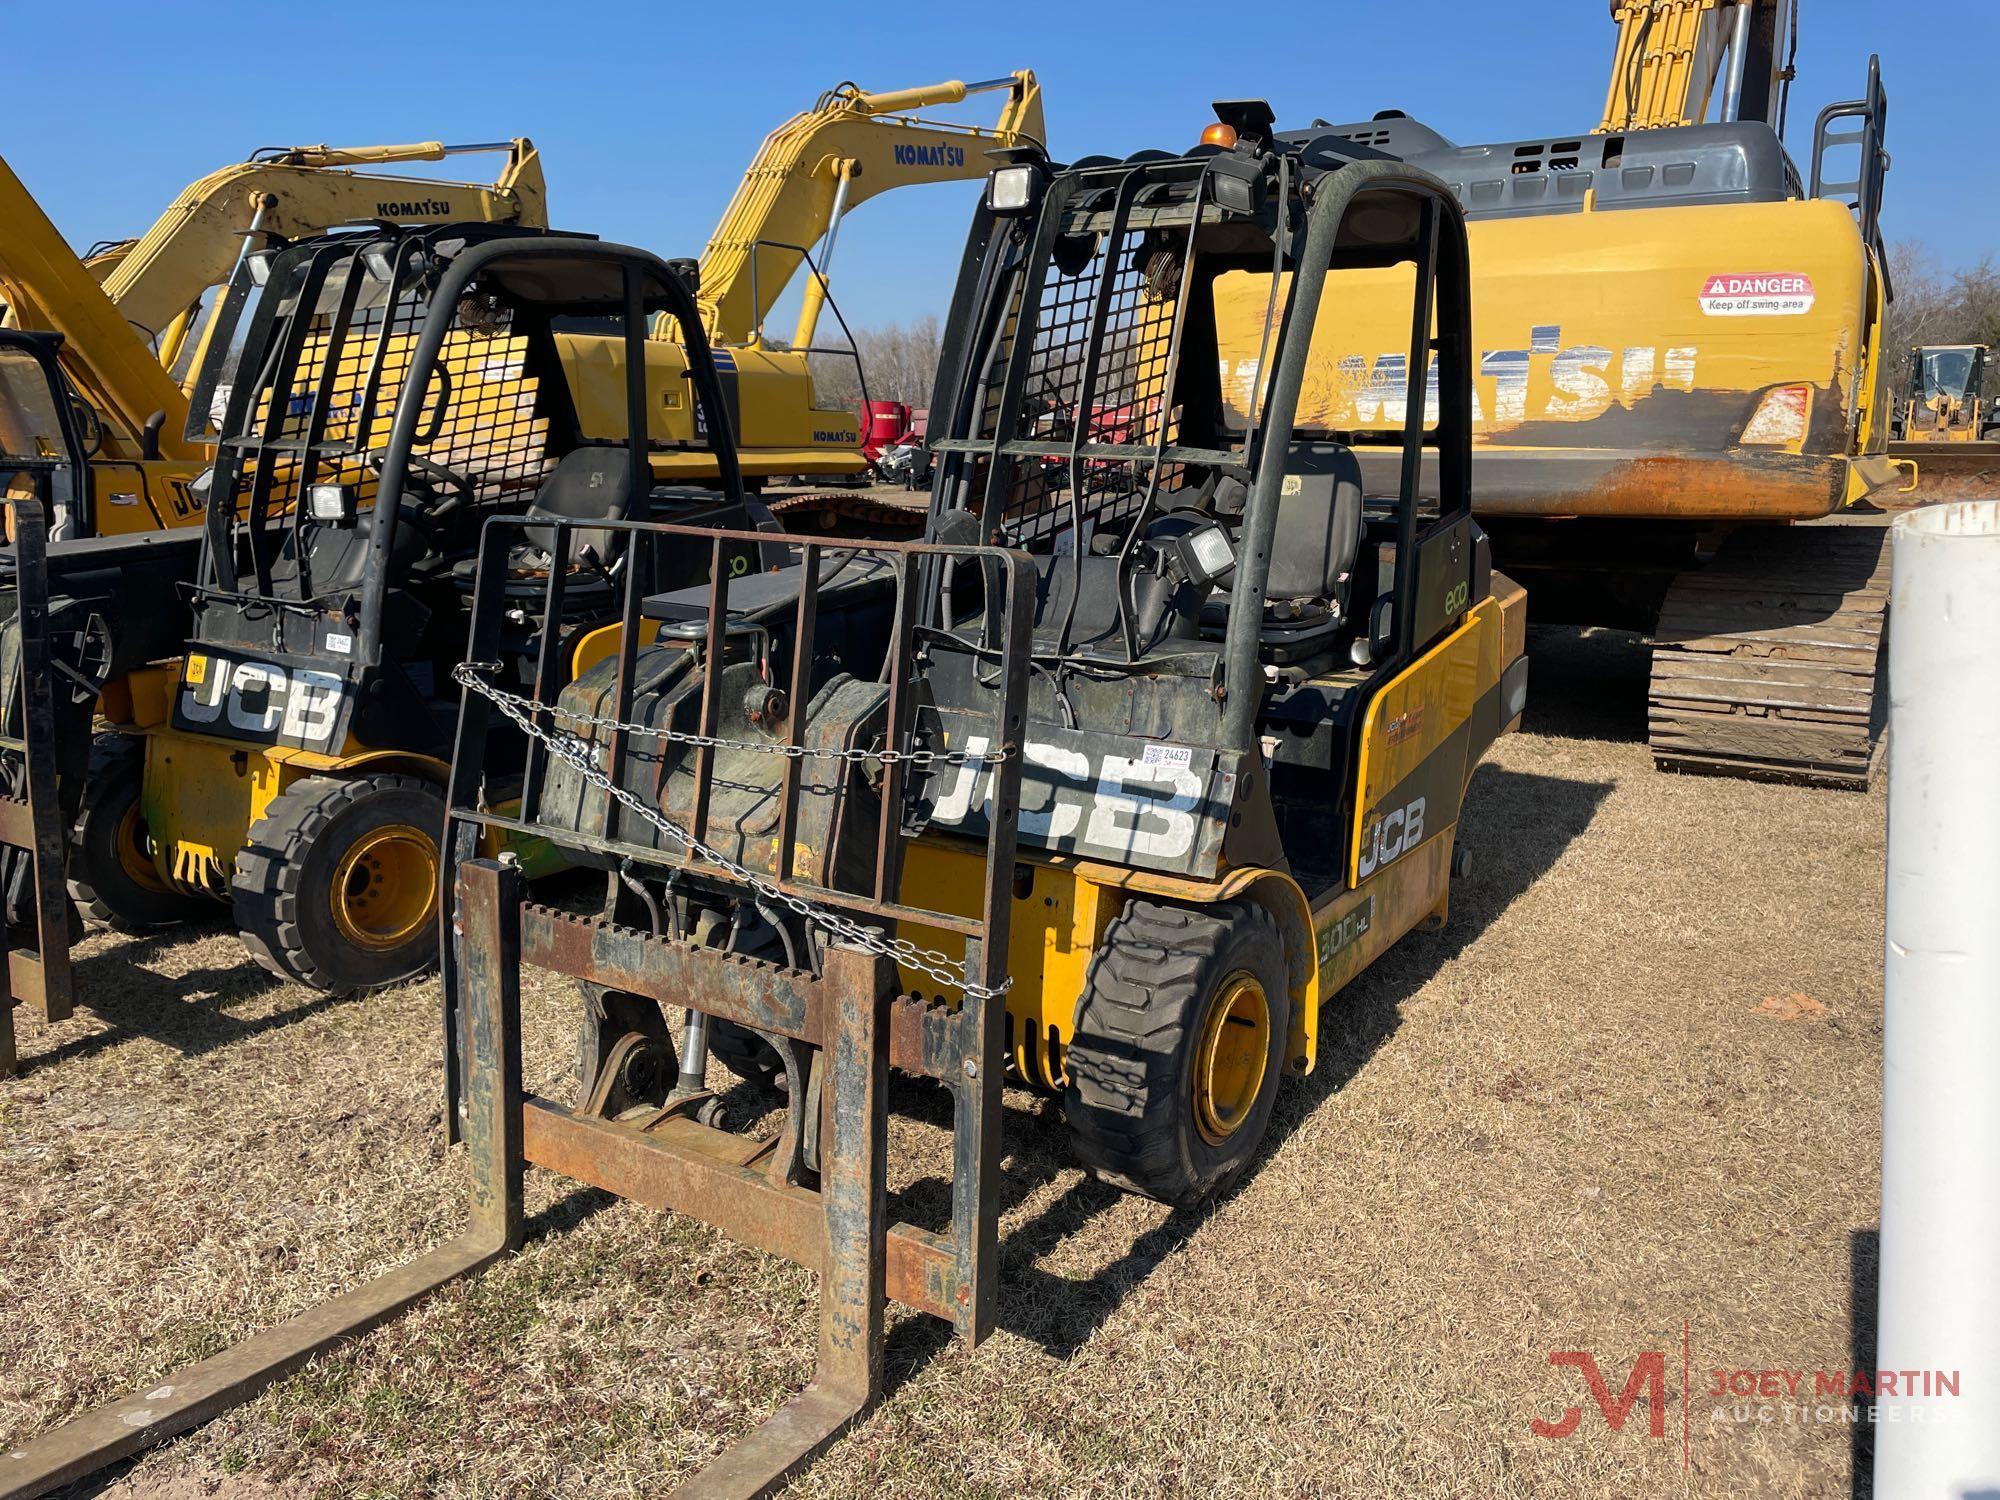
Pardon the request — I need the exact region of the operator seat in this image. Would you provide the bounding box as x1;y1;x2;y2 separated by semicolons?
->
1203;441;1365;660
451;444;640;603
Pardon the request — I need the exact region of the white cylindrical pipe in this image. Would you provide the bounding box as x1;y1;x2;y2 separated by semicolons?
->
1877;499;2000;1497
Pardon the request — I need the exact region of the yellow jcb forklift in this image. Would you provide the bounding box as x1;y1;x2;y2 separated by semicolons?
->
43;223;767;996
0;103;1527;1494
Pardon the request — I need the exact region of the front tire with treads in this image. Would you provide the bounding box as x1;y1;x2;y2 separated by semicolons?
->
233;773;445;992
1065;899;1289;1206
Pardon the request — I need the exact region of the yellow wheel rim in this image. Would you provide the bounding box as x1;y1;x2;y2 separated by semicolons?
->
329;823;438;953
1193;971;1272;1146
115;802;172;894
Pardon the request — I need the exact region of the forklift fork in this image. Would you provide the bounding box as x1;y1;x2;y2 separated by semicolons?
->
0;497;75;1075
0;859;523;1498
2;522;1031;1498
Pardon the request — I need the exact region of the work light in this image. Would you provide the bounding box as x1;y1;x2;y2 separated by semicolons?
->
986;165;1036;215
308;483;357;524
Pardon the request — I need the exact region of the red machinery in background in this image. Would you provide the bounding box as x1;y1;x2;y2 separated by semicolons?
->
861;399;929;485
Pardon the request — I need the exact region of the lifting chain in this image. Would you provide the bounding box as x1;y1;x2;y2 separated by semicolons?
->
451;663;1012;1001
451;662;1005;769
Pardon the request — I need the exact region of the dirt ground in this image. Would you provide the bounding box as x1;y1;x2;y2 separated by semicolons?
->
1;627;1887;1499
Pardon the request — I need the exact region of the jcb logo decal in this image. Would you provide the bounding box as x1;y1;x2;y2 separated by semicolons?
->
180;656;345;747
933;736;1204;863
1358;796;1426;878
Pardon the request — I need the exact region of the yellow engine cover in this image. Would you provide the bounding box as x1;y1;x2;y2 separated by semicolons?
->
1215;196;1892;521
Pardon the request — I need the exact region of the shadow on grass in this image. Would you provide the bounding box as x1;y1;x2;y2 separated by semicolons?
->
1851;1226;1877;1498
878;760;1616;1383
1520;624;1652;745
9;921;377;1077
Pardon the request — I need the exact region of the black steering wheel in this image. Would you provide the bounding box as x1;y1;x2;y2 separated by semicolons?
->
364;449;476;522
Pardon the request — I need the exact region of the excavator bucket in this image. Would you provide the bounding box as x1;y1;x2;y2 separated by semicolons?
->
0;516;1033;1498
1888;443;2000;507
0;495;74;1074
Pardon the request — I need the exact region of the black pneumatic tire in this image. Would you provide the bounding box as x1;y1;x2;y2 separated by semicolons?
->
233;773;445;992
69;734;209;929
1065;899;1291;1206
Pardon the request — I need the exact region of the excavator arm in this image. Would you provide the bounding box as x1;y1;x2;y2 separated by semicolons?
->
94;139;545;370
0;155;194;462
696;72;1044;349
1598;0;1795;132
0;139;545;466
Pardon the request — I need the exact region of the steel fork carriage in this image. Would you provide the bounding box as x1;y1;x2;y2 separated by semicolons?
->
0;496;74;1076
440;513;1033;1492
0;512;1032;1500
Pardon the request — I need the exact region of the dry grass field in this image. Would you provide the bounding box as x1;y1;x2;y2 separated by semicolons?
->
1;626;1887;1499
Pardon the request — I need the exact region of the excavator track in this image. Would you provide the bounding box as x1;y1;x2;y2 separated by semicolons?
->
765;487;928;537
1648;521;1891;789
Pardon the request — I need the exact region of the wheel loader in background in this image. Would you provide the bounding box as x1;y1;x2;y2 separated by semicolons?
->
1889;344;2000;502
0;104;1528;1499
1231;0;1904;786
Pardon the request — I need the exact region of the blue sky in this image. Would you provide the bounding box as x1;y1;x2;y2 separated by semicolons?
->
7;1;1990;331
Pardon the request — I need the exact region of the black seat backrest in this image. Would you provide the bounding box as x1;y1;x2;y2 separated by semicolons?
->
523;446;639;560
1266;442;1364;603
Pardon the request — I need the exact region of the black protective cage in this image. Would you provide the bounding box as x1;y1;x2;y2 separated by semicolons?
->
923;140;1475;753
184;226;744;669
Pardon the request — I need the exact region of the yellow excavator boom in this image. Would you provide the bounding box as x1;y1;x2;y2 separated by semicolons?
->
92;139;545;371
696;71;1044;350
0;155;195;462
0;139;547;475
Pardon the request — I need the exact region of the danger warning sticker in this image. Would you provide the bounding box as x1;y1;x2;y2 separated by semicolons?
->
1699;273;1816;317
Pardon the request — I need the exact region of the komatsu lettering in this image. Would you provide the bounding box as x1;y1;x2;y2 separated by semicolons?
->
893;144;966;169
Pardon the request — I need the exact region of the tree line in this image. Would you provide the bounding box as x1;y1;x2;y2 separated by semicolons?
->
1885;245;2000;360
807;314;941;412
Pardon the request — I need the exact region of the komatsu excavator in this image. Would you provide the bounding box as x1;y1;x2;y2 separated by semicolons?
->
75;140;545;377
645;72;1044;490
0;139;547;536
1223;0;1904;785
